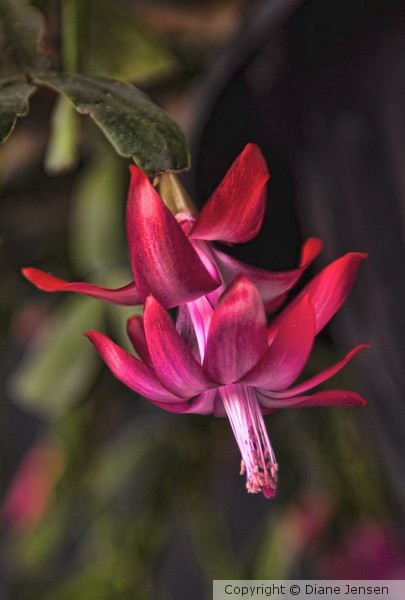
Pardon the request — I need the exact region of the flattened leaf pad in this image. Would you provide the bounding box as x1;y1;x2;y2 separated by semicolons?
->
33;72;190;175
0;78;36;142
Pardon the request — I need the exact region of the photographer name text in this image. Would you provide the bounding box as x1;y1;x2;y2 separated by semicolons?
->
223;584;389;597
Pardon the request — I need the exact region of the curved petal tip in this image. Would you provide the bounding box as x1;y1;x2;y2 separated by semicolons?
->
189;143;270;244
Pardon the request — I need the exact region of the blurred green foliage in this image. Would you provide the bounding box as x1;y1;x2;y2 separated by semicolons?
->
10;295;105;420
0;0;189;173
0;0;46;76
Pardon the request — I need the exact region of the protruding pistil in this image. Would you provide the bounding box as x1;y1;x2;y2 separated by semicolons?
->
220;383;278;498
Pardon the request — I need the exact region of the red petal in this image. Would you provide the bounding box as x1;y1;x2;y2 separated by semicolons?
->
240;295;315;390
258;344;370;398
127;166;219;308
85;330;187;404
257;389;367;410
209;237;323;310
269;252;367;337
299;237;324;266
127;316;152;366
22;268;141;305
175;304;201;361
189;144;270;243
143;296;214;397
183;389;219;415
184;295;214;362
151;400;193;413
204;275;268;383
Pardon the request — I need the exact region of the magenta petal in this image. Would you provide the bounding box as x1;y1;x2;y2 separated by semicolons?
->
185;295;214;362
269;252;367;338
175;304;201;361
189;144;270;243
127;316;152;366
85;330;188;404
240;295;315;390
183;388;219;415
210;237;323;311
299;237;324;265
212;394;227;417
204;275;268;383
22;268;141;305
151;399;193;413
258;344;370;398
127;165;219;308
143;296;214;397
257;389;367;410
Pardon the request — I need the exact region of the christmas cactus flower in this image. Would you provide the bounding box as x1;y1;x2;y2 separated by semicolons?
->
85;258;368;498
22;144;322;312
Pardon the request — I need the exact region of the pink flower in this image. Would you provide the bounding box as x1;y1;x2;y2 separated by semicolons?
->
85;261;368;498
321;520;405;579
2;443;64;531
22;144;322;312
